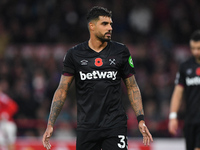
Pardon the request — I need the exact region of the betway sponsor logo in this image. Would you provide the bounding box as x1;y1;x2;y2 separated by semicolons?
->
186;77;200;86
79;71;117;80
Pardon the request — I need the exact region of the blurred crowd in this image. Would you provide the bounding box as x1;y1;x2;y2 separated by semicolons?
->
0;0;199;139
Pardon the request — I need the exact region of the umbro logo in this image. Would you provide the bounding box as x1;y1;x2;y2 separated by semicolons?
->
186;68;192;75
81;60;88;65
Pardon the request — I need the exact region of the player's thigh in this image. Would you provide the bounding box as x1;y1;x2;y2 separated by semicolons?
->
6;121;17;144
102;127;128;150
0;121;16;145
194;124;200;150
184;124;195;150
0;123;5;145
76;130;101;150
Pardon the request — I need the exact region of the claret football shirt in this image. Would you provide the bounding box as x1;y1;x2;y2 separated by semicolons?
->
62;41;135;130
175;57;200;124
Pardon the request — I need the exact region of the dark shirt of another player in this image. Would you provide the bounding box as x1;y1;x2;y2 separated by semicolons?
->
175;57;200;124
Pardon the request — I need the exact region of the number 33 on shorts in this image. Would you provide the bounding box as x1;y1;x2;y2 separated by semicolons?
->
118;135;128;149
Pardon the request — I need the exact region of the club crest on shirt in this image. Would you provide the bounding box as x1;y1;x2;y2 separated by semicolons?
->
109;58;116;65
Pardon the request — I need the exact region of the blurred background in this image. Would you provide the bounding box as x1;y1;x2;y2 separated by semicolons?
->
0;0;199;149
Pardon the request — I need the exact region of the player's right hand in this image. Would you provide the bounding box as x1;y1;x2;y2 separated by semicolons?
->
168;118;178;135
42;126;53;150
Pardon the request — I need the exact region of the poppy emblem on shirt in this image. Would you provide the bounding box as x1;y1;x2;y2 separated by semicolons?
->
196;67;200;76
95;58;103;67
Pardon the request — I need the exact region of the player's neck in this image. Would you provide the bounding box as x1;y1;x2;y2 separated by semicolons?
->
88;38;107;53
195;58;200;64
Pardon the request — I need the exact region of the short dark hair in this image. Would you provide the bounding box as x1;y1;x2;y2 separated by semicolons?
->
190;30;200;41
86;6;112;23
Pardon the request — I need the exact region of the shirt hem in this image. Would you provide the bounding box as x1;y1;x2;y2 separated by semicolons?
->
76;125;127;131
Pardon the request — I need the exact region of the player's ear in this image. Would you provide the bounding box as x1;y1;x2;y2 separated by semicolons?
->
89;22;95;31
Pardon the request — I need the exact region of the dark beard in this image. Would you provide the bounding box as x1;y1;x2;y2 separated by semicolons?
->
96;33;111;42
99;38;111;42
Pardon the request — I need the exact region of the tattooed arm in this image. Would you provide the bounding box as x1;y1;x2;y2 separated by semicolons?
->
43;75;74;150
47;75;74;126
124;75;144;117
124;75;153;146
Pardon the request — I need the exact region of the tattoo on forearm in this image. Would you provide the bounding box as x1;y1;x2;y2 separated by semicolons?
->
125;76;144;116
48;76;73;126
48;96;65;126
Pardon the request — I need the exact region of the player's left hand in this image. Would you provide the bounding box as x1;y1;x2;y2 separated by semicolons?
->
138;120;153;146
42;125;53;150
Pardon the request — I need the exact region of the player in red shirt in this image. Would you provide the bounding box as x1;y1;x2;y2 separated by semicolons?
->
0;79;18;150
